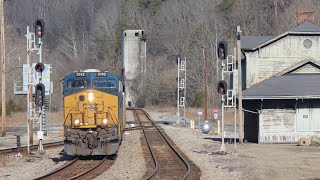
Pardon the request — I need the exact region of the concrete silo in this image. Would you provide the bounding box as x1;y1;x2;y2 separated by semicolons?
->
122;30;146;107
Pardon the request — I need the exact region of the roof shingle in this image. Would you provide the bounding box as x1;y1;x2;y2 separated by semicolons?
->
242;74;320;99
241;36;273;50
241;21;320;51
289;21;320;32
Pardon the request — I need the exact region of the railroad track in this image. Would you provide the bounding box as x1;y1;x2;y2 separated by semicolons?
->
132;109;191;180
35;155;115;180
0;141;63;155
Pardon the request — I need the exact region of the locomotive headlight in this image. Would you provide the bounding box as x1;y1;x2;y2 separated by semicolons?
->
74;119;80;125
88;92;94;102
103;118;108;124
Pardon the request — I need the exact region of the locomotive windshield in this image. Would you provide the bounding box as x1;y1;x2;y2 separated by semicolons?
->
67;79;89;88
93;79;117;89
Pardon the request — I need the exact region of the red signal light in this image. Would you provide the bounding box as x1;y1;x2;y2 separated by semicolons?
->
217;80;227;95
217;41;228;60
220;87;224;93
35;63;45;73
35;19;45;38
35;83;45;108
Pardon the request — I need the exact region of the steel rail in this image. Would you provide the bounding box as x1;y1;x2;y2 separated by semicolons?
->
135;108;191;180
69;156;108;179
0;141;63;154
34;157;79;180
132;109;158;180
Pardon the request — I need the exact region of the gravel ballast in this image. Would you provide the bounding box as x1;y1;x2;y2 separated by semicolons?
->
0;109;319;179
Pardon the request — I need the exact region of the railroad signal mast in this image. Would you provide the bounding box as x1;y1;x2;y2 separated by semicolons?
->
217;41;228;152
176;55;186;124
23;19;46;154
217;35;241;150
34;19;46;152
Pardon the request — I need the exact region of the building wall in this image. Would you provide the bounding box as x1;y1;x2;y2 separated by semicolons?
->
291;63;320;73
245;35;320;88
258;101;320;143
259;109;296;143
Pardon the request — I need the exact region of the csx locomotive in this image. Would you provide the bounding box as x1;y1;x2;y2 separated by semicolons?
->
63;69;125;156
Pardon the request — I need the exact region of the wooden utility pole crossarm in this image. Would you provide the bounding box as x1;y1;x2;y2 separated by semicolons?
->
1;0;6;137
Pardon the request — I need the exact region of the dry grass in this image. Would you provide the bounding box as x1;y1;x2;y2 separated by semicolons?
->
0;111;64;127
145;106;240;124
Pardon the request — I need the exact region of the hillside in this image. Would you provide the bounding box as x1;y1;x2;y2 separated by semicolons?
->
2;0;320;109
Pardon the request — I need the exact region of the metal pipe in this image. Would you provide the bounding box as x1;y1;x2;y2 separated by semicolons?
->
221;63;225;152
243;108;259;114
177;56;180;124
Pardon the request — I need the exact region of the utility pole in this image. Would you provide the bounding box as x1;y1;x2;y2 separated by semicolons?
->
237;26;244;143
1;0;6;137
27;26;33;145
203;48;207;121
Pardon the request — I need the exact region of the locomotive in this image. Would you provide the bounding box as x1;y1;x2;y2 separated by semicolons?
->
63;69;125;156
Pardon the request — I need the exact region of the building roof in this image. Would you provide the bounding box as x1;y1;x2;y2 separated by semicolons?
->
241;36;274;50
289;21;320;32
242;74;320;100
242;21;320;51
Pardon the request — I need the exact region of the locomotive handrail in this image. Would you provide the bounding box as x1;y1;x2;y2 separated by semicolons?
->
107;107;119;125
63;107;76;125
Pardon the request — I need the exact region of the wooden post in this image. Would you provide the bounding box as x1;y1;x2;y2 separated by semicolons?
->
237;26;243;143
1;0;6;137
203;48;208;121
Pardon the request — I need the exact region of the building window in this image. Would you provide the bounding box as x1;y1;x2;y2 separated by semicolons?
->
303;39;312;49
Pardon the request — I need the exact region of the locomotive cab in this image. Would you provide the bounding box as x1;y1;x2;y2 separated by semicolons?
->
63;70;125;156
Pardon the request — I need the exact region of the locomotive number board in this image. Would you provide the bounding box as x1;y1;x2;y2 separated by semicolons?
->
96;72;107;77
75;72;86;77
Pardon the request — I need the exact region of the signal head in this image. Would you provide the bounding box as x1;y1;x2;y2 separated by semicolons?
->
35;63;45;73
35;83;45;108
217;80;227;95
217;41;228;60
35;19;45;38
176;54;181;64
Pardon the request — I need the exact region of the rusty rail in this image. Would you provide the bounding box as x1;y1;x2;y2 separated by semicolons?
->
132;108;190;180
0;141;63;155
34;156;113;180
